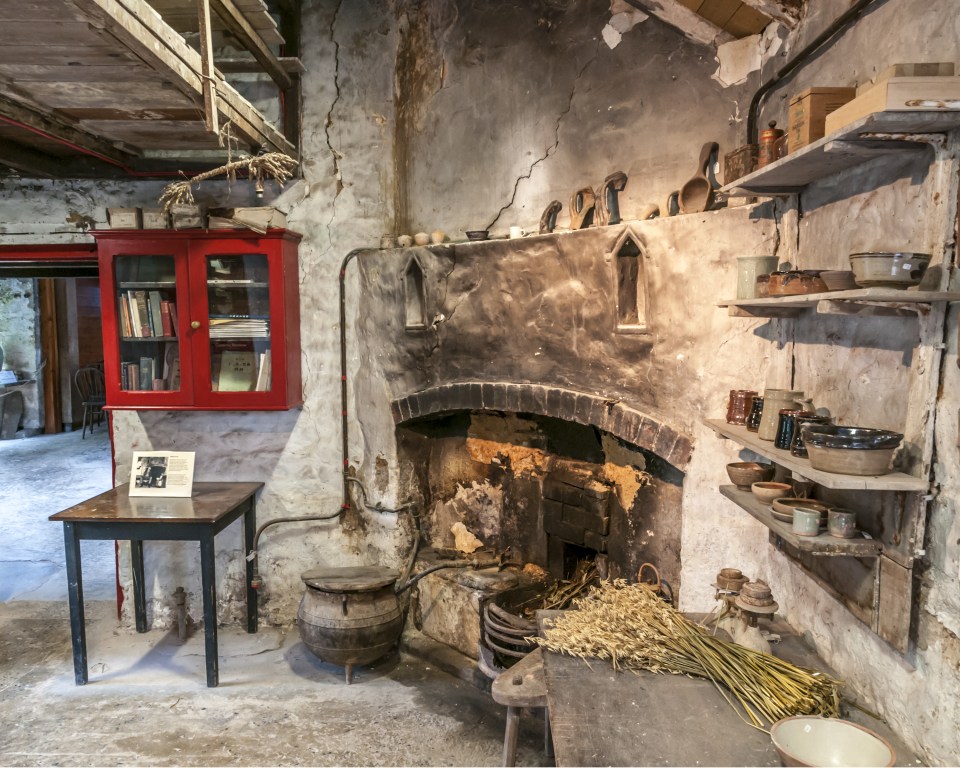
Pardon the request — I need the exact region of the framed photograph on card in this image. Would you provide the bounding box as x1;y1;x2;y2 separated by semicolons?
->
129;451;195;497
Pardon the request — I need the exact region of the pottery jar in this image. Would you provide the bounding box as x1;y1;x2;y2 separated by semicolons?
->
397;235;413;247
726;390;758;425
792;508;821;537
775;409;814;451
757;389;804;442
790;415;832;458
413;232;430;246
736;256;780;299
755;274;771;298
828;509;857;539
746;396;764;432
758;121;784;168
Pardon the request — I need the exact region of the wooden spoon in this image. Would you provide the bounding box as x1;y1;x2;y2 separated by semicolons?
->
678;141;719;214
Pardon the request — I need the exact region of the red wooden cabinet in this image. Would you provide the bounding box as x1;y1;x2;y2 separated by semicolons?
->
95;229;302;410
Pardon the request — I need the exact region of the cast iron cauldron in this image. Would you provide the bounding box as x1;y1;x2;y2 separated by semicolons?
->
297;565;403;684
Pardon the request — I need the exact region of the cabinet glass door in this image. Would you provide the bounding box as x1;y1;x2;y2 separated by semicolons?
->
114;254;182;393
205;253;272;394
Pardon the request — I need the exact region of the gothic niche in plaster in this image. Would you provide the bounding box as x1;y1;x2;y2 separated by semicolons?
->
403;256;427;330
613;229;648;332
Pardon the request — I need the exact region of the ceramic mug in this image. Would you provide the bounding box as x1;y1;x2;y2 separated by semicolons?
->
828;509;857;538
509;226;524;239
793;508;821;537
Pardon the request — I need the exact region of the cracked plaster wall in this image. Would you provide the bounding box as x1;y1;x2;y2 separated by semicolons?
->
0;0;957;761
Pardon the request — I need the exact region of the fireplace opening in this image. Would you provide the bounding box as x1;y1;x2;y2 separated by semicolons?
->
397;406;686;663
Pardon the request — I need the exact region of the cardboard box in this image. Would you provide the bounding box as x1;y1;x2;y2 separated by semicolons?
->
856;62;955;95
826;76;960;135
788;87;857;152
141;209;169;229
169;204;203;229
107;207;141;229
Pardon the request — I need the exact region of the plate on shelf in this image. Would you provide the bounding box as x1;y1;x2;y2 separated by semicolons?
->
770;508;793;523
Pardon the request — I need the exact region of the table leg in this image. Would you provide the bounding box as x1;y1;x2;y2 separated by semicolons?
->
130;539;147;633
63;522;88;685
502;706;520;767
244;499;258;634
199;533;219;687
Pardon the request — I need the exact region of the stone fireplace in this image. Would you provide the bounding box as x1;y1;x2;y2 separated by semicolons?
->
347;222;739;662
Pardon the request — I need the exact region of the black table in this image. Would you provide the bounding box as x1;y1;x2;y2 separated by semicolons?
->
49;481;262;687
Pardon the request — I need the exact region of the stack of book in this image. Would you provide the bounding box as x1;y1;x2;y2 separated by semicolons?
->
209;316;269;338
121;344;180;391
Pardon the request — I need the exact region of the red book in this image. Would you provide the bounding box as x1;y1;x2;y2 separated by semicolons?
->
168;301;178;336
160;300;173;337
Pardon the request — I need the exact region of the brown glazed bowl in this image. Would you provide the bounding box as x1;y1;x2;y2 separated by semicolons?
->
726;461;775;490
806;444;897;476
768;270;828;296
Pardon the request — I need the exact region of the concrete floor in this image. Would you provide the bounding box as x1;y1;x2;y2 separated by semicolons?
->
0;427;114;601
0;428;548;766
0;600;549;766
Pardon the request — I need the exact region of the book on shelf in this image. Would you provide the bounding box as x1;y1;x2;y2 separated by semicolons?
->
159;300;173;337
148;291;163;336
139;356;154;390
255;350;271;391
122;362;139;390
134;291;151;337
216;350;257;391
168;301;179;335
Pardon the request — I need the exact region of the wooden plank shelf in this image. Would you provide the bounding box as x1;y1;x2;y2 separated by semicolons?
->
721;111;960;196
717;287;960;318
719;485;883;557
705;420;928;491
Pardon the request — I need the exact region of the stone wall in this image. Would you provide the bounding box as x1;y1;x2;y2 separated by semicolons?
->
0;278;40;431
0;0;959;762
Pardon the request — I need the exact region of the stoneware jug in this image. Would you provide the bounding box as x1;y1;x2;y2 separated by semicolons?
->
758;389;804;441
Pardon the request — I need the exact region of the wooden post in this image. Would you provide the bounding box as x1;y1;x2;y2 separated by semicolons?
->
38;278;61;434
197;0;219;135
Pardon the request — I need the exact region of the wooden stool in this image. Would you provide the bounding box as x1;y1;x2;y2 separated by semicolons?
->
491;647;552;767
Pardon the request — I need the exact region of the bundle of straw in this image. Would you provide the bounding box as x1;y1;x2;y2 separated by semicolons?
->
531;579;841;730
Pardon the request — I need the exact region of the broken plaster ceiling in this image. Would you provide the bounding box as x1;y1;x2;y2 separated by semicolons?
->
0;0;296;180
622;0;804;46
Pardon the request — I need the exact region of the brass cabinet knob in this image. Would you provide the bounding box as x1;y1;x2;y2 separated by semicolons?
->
190;320;201;329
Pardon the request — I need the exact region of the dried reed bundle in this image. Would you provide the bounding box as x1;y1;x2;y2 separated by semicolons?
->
159;152;299;212
531;580;841;730
521;560;598;619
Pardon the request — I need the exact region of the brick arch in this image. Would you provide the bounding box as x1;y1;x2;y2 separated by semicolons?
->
390;382;693;470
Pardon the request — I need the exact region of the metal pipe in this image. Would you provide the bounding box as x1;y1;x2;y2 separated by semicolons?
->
747;0;886;144
339;249;366;513
248;511;343;589
395;557;503;593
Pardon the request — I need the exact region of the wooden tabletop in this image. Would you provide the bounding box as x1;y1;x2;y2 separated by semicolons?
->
49;482;263;523
537;611;916;767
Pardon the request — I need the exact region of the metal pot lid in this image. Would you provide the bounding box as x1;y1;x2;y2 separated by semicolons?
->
301;565;400;593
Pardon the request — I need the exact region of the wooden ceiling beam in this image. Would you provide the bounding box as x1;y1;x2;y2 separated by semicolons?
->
0;95;138;167
626;0;735;46
72;0;295;156
207;0;293;90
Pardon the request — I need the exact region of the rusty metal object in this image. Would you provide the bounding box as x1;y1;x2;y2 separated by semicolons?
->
539;200;562;234
736;580;779;614
297;566;403;684
569;187;596;229
594;171;627;227
758;121;784;167
715;567;748;592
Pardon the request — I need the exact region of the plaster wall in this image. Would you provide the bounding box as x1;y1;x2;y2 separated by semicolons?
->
0;0;957;762
0;278;40;431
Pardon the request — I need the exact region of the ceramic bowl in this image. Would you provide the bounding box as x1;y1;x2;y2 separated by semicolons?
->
849;252;931;288
726;461;775;490
751;481;792;503
820;270;858;291
771;497;828;520
800;425;903;450
806;444;897;476
768;270;828;296
770;716;895;767
465;230;489;241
